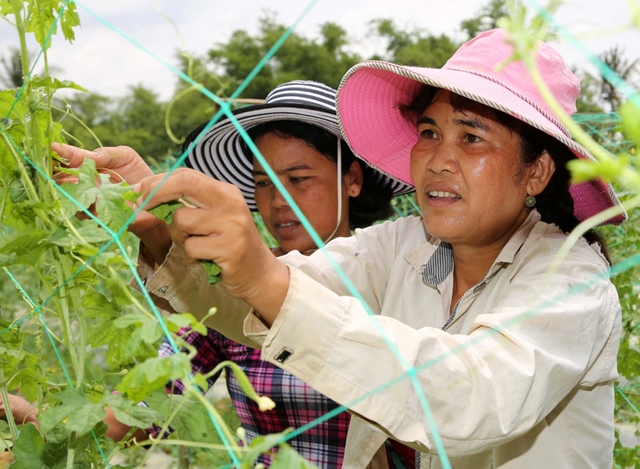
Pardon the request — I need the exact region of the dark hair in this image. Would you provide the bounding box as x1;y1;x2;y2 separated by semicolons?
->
399;85;609;260
243;120;394;229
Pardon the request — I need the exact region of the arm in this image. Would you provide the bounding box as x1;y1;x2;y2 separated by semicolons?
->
248;242;620;456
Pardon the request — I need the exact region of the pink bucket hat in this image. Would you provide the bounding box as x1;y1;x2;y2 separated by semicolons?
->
336;28;626;224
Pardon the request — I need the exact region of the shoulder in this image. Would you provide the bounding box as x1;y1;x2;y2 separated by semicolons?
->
352;216;427;250
522;221;610;270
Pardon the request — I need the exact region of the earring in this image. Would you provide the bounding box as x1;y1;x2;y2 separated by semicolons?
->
525;195;537;208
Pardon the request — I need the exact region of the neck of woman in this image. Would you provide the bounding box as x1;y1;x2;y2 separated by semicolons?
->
450;244;504;310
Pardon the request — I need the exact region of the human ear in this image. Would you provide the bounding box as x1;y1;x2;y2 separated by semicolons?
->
526;151;555;197
344;160;364;197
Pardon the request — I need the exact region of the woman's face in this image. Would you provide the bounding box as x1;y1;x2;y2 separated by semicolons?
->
410;90;547;251
252;133;361;255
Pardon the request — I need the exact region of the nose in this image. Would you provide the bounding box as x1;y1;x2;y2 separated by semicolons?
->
412;139;457;175
270;185;289;209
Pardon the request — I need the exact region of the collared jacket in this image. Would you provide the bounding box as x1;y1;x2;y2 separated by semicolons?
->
141;211;621;469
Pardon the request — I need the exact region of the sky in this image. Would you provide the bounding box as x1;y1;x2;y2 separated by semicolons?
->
0;0;638;100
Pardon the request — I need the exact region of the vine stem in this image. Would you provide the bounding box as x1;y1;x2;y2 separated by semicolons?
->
0;368;19;441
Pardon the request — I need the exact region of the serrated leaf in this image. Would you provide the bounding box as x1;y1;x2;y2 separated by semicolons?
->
103;394;161;429
39;388;87;434
114;314;145;329
116;354;191;402
65;401;105;436
0;230;49;267
30;76;86;92
9;424;45;469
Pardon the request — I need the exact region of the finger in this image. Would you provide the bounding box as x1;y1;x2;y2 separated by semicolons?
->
134;169;239;211
51;142;100;168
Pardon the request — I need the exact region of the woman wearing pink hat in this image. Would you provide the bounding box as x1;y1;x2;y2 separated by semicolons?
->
114;29;623;468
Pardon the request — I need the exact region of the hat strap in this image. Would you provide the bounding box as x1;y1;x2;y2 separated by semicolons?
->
324;137;343;245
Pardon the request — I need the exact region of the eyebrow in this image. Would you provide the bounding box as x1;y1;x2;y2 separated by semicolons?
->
417;115;491;132
253;164;312;176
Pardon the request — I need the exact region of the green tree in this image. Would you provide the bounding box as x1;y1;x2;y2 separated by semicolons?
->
114;85;171;160
598;46;639;112
0;46;24;88
368;19;458;67
460;0;509;39
207;11;362;98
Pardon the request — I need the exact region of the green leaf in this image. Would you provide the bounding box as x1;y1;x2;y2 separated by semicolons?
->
103;393;162;429
271;443;319;468
10;424;46;469
202;259;222;285
619;97;640;146
165;313;207;335
149;200;183;224
39;388;86;434
0;229;49;267
241;430;293;469
59;2;80;43
114;314;145;329
116;354;191;402
65;401;105;436
30;76;87;92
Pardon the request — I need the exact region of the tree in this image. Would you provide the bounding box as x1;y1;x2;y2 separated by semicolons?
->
368;19;458;67
207;11;362;99
0;47;25;88
598;46;639;112
460;0;509;39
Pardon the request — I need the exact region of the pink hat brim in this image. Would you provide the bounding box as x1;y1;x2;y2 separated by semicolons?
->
337;61;625;225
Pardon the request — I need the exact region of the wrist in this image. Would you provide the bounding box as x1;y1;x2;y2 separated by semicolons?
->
244;260;290;326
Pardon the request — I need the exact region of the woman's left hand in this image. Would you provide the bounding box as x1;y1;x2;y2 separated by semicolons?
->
0;394;38;427
134;168;289;324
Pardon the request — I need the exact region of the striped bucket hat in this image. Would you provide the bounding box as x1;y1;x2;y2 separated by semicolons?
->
183;80;413;210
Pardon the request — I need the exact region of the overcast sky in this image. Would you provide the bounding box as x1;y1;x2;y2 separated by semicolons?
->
1;0;638;100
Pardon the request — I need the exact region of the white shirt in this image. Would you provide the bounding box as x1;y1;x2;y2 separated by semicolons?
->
142;211;620;468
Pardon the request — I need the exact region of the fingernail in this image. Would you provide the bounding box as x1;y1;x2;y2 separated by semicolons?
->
130;183;141;192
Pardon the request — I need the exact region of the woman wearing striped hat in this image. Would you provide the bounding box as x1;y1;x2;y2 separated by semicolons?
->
51;81;413;467
152;80;413;467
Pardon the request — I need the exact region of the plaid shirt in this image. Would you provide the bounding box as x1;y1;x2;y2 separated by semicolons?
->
154;327;350;468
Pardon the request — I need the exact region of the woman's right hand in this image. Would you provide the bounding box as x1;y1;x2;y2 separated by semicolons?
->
52;143;172;264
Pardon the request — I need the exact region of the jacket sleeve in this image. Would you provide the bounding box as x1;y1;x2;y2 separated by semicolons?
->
133;243;258;348
245;235;621;457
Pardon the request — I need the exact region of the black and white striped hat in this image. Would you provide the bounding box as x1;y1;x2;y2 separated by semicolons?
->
183;80;413;210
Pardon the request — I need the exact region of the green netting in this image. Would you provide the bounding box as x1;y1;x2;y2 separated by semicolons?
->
0;0;639;468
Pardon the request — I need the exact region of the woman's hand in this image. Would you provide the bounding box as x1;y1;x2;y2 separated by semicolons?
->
0;394;38;427
134;168;290;324
52;143;172;263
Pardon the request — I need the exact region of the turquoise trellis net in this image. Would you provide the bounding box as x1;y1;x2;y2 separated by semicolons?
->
0;1;639;468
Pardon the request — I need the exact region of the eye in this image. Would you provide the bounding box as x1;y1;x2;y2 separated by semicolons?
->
464;133;483;143
254;179;272;188
419;128;438;139
289;176;309;184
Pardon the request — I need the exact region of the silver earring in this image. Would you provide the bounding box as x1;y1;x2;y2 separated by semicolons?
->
525;195;536;208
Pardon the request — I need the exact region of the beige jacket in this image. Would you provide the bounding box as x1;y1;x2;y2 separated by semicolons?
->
142;212;620;469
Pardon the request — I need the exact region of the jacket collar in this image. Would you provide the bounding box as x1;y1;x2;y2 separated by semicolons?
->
404;210;543;287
